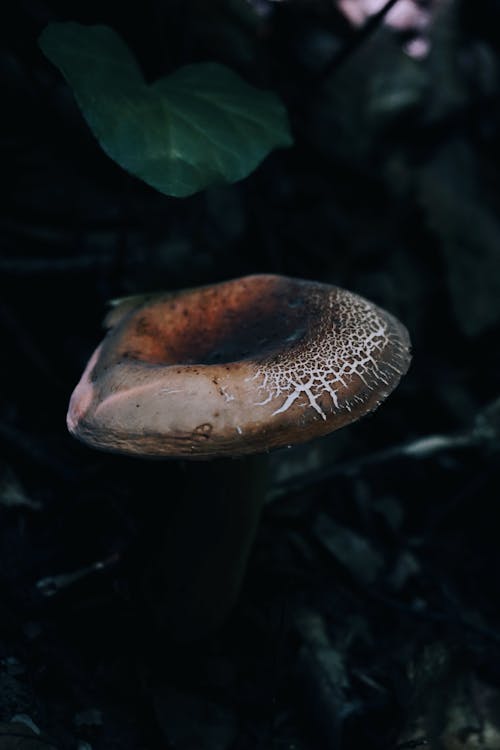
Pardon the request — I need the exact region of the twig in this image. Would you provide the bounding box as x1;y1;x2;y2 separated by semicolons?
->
316;0;403;84
271;401;500;500
271;431;478;499
36;553;121;597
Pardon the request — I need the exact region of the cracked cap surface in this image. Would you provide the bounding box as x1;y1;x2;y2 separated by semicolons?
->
67;274;411;458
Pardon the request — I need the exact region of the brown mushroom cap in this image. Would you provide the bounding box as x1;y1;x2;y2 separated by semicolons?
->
67;274;411;458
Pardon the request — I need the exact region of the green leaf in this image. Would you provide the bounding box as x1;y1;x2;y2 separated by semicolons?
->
39;23;292;197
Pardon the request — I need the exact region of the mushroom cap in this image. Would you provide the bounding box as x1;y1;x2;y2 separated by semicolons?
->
67;274;411;459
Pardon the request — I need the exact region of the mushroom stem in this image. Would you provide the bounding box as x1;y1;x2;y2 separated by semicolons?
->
145;455;268;642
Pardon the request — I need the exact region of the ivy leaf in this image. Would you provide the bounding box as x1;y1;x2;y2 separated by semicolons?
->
39;23;292;197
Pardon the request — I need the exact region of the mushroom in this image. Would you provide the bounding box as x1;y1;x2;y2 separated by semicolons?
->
67;274;411;640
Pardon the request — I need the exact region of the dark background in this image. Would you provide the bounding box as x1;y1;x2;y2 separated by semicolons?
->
1;1;500;748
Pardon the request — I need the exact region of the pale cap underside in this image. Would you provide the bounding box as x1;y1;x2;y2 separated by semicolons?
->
67;274;411;458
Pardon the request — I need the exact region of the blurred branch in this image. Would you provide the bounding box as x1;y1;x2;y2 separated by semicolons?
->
272;397;500;499
316;0;402;84
35;553;121;597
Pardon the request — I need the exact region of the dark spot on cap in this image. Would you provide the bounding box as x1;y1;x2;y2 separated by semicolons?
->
193;423;213;440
